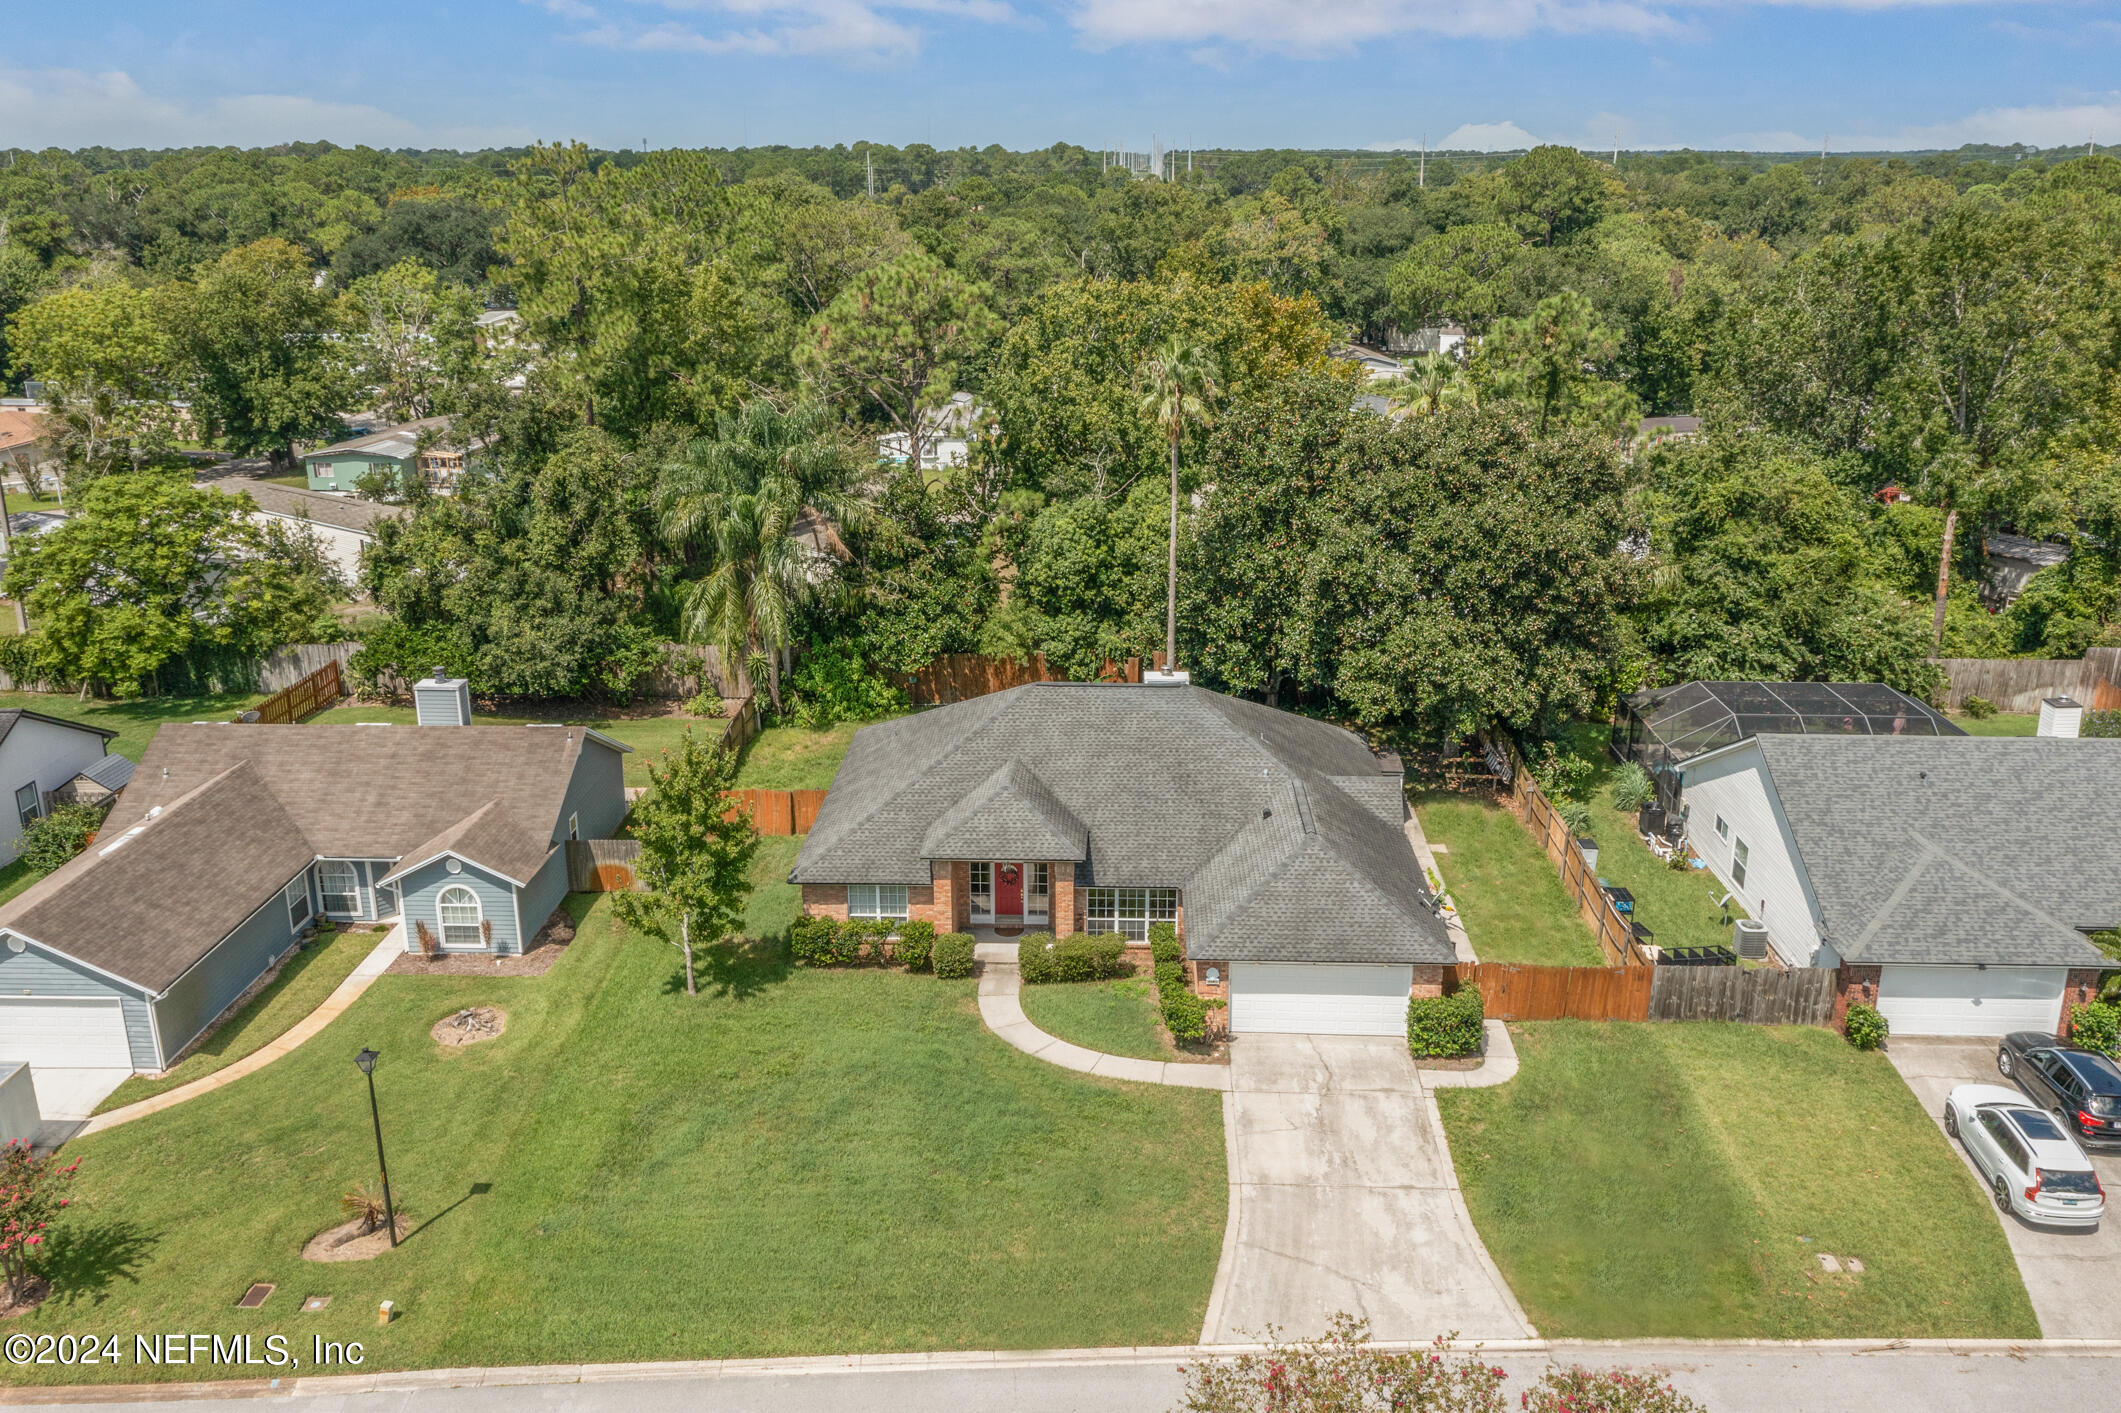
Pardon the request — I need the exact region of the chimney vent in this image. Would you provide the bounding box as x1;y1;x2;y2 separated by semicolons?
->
1142;668;1190;687
2038;696;2083;738
413;673;474;727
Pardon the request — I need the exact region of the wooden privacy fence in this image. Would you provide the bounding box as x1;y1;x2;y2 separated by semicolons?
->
1938;649;2121;712
1451;962;1839;1027
258;641;358;694
723;788;827;836
903;652;1142;706
567;839;642;892
242;659;343;724
1647;965;1837;1025
1494;740;1643;966
1454;963;1653;1021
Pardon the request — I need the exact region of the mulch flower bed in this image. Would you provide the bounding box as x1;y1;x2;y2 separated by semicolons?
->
386;907;576;977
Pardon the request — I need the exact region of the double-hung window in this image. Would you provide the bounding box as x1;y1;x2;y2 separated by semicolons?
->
968;862;993;918
1731;838;1750;889
848;884;909;922
1084;887;1178;942
13;781;40;831
317;861;361;916
285;875;313;930
1027;863;1051;916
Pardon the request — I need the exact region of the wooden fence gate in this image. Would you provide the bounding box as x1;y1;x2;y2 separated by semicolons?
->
1647;966;1837;1025
1452;963;1654;1021
723;788;828;836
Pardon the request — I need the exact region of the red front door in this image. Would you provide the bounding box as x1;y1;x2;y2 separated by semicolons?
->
995;862;1023;917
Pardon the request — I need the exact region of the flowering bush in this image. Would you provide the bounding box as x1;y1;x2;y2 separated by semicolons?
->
1176;1315;1509;1412
1518;1366;1707;1413
1;1139;78;1305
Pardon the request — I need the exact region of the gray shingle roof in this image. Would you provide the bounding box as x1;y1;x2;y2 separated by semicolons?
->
794;683;1451;965
1750;735;2121;967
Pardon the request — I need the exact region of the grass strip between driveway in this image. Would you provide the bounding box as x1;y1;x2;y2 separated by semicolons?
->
1436;1020;2038;1340
18;895;1225;1381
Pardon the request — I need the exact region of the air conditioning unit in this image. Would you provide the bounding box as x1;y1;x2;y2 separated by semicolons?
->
1733;919;1769;961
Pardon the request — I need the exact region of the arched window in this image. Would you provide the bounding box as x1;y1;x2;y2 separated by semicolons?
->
438;886;482;950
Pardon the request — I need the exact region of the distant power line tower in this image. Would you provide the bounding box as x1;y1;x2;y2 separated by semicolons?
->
1102;134;1190;181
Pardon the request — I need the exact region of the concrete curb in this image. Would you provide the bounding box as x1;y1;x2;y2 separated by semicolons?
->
10;1337;2121;1403
76;927;404;1138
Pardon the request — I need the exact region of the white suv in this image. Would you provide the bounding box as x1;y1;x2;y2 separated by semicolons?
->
1945;1084;2106;1228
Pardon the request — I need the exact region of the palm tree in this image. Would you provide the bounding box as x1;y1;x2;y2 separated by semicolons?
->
657;399;858;712
1135;339;1220;672
1384;354;1477;419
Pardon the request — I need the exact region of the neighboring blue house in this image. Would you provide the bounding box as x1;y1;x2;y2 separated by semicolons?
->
0;676;628;1073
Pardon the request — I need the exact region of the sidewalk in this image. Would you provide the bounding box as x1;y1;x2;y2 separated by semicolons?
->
74;926;404;1138
973;943;1229;1089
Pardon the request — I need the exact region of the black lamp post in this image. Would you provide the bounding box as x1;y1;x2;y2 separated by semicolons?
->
352;1047;397;1247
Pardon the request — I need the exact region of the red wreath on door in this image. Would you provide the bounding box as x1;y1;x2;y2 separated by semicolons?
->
1000;865;1020;885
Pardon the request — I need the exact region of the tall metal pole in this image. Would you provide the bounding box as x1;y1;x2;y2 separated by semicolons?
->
364;1066;397;1247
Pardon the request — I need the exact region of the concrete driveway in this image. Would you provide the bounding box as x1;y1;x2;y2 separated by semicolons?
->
1201;1034;1532;1344
1889;1038;2121;1338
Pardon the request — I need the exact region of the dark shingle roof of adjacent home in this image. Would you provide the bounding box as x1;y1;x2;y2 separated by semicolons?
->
1747;734;2121;967
0;723;627;992
793;683;1451;966
209;479;408;535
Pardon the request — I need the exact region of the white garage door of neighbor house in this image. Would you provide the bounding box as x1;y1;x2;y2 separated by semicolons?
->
1228;963;1414;1037
0;998;133;1069
1876;965;2067;1039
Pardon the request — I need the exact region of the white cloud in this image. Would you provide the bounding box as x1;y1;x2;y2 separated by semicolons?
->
559;0;1017;62
1723;95;2121;150
1369;121;1548;152
0;68;532;149
1066;1;2049;55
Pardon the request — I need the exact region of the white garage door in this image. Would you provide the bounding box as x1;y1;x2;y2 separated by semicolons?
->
0;997;133;1068
1876;965;2066;1039
1228;963;1413;1036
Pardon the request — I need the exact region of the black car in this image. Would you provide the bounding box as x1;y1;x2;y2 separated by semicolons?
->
1998;1031;2121;1149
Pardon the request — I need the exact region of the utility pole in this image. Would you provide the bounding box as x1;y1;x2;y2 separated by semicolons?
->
1419;134;1426;188
866;150;874;198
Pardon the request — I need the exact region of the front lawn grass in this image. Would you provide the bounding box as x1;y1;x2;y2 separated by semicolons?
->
1553;725;1754;957
741;834;806;941
1413;789;1603;966
1020;976;1208;1062
22;895;1225;1381
1437;1021;2038;1339
0;689;266;761
0;856;36;906
733;718;876;790
92;925;380;1114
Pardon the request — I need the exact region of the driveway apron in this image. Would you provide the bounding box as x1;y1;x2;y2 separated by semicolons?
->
1889;1037;2121;1338
1202;1033;1533;1344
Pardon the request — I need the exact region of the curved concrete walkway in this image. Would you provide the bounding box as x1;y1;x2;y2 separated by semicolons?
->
975;944;1230;1090
74;926;404;1138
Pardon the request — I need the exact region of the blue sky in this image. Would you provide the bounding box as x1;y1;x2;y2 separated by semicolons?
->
3;2;2117;154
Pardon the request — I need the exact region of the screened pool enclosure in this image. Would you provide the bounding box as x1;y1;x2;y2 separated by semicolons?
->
1613;681;1962;809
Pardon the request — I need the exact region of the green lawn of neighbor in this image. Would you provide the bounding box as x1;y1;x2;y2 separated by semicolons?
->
732;718;876;790
21;895;1225;1382
1553;725;1756;958
1951;712;2038;737
0;689;266;761
1436;1021;2038;1340
0;856;37;907
93;924;381;1114
1020;976;1212;1063
741;834;806;941
1413;789;1603;966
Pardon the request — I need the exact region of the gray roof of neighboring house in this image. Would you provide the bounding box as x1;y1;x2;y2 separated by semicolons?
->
209;479;408;535
0;709;116;751
0;723;628;992
304;417;479;463
1745;735;2121;967
793;683;1451;966
74;752;136;792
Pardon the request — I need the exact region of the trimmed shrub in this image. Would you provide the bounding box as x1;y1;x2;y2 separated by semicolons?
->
1555;798;1594;837
896;919;936;972
791;915;843;966
1844;1001;1889;1051
1148;920;1181;966
1017;932;1060;983
1608;762;1655;811
1407;988;1484;1057
1154;958;1187;997
2070;1000;2121;1058
1960;695;1997;719
2086;709;2121;739
932;932;975;979
842;918;896;962
1161;987;1209;1043
1053;933;1127;981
